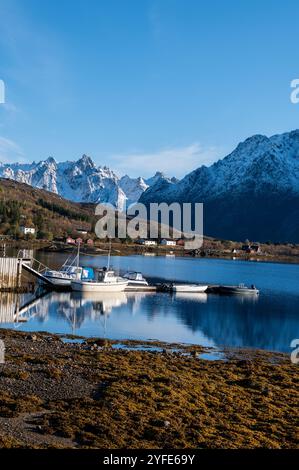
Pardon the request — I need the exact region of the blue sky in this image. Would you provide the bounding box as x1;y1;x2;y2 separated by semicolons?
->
0;0;299;177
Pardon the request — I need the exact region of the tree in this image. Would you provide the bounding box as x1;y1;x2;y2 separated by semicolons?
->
33;210;44;232
38;231;53;241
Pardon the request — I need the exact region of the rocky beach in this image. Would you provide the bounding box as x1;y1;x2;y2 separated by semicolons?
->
0;329;298;449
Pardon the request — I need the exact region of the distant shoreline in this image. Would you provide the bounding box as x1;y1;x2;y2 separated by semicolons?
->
2;239;299;266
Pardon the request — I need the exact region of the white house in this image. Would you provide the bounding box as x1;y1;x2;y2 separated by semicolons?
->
76;228;88;235
20;226;36;235
160;239;176;246
138;239;157;246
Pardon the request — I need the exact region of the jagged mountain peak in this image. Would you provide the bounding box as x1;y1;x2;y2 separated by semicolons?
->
44;156;57;164
0;155;173;210
75;154;96;170
140;129;299;242
119;174;149;207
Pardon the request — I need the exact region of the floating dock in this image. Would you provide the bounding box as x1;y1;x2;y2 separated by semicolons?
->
0;255;259;297
125;285;157;292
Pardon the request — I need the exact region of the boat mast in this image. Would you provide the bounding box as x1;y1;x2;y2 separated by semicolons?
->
76;241;80;269
107;239;111;270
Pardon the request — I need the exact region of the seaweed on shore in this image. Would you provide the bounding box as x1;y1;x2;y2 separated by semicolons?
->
0;329;298;449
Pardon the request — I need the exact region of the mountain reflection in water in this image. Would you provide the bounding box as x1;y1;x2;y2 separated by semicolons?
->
0;287;298;353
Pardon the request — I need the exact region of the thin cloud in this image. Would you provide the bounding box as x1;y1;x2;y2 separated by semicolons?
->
0;136;25;163
109;143;222;178
1;102;19;114
0;102;21;129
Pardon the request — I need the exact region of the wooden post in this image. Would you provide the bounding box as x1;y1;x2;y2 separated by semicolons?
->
16;259;22;291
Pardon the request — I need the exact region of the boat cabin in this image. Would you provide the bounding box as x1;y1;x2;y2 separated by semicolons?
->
124;272;144;281
94;269;119;283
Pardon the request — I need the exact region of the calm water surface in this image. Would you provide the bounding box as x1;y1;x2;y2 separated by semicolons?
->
0;253;298;353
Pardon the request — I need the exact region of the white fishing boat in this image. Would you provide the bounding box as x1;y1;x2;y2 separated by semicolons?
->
43;245;93;287
71;268;128;292
43;265;84;287
172;284;208;293
123;271;149;287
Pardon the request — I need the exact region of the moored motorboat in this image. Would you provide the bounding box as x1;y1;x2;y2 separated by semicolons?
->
71;268;128;292
43;265;94;287
43;266;82;287
219;284;259;295
42;245;94;287
123;271;149;286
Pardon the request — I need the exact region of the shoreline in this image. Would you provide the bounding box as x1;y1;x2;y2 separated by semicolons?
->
2;239;299;265
0;329;297;449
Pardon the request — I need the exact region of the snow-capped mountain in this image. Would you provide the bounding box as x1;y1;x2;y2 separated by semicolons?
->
119;172;176;207
3;130;298;241
0;155;170;210
119;175;149;207
140;130;299;242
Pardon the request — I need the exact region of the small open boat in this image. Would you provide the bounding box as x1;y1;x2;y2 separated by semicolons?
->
172;284;208;293
219;284;259;295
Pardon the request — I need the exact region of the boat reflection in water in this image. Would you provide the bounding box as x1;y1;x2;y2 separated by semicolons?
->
69;291;128;313
0;291;128;333
0;286;298;353
174;292;208;303
55;292;128;334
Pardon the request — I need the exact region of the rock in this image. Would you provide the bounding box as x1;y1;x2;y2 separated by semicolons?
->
27;334;38;342
94;339;110;348
46;336;55;342
162;348;172;355
261;386;272;397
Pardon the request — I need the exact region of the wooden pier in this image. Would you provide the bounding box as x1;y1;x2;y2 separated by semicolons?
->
0;257;22;291
0;255;53;292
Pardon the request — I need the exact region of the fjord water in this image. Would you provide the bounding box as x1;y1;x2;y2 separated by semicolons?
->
1;254;298;353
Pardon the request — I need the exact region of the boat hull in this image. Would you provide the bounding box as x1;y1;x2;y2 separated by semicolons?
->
219;286;259;295
42;276;72;287
172;284;208;293
126;280;148;286
71;280;128;292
